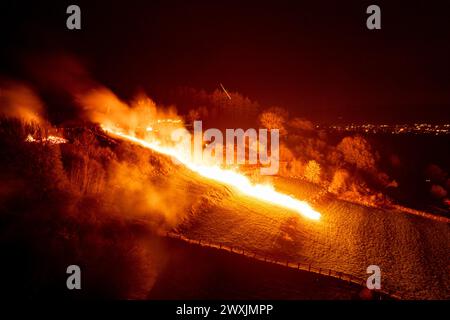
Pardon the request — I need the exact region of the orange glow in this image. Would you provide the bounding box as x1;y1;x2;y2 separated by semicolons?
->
102;125;321;220
25;134;68;144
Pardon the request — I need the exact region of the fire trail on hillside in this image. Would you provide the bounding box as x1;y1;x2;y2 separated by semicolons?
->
101;125;321;221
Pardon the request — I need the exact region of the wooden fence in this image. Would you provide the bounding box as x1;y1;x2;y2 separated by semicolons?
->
165;232;407;300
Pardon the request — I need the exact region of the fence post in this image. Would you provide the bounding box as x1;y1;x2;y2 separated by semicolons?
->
308;264;311;272
297;263;300;269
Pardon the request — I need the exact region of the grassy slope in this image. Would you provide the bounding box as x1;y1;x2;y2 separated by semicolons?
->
169;165;450;299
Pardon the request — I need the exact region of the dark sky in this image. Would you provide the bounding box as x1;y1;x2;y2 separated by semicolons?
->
1;0;449;124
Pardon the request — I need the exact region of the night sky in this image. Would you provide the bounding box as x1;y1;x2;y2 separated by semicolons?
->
1;0;449;124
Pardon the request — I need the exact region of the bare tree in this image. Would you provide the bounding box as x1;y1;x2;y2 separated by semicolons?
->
258;107;288;136
337;136;376;171
304;160;321;184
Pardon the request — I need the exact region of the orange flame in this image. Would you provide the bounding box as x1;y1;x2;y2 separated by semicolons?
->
25;134;67;144
102;125;321;220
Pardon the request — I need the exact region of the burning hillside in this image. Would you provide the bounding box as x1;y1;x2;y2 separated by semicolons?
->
0;57;449;300
100;126;320;220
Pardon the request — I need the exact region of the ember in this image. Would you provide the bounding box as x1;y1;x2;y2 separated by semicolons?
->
25;134;67;144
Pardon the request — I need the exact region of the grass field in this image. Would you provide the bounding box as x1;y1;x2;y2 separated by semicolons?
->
169;167;450;299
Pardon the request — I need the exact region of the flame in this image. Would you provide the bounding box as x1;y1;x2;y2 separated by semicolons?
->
25;134;67;144
102;126;321;220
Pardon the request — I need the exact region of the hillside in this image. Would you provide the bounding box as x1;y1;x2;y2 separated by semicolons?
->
0;121;448;299
101;135;449;299
169;162;450;299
